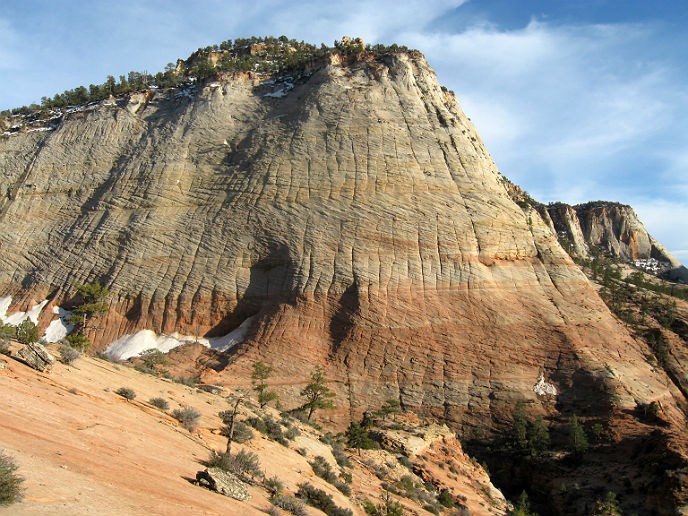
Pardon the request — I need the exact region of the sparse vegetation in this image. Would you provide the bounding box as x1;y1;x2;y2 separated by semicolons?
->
271;493;307;516
3;35;416;120
115;387;136;400
65;332;90;352
135;349;168;375
264;475;284;495
0;322;14;353
363;491;404;516
148;397;169;410
0;451;24;506
296;482;353;516
246;414;295;446
207;449;263;481
172;406;201;432
218;392;247;455
309;456;351;495
58;344;81;365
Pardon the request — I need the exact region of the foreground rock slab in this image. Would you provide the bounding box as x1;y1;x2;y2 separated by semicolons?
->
196;467;251;501
15;342;55;372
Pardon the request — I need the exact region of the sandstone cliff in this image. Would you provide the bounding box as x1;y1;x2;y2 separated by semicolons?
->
1;48;687;511
541;201;685;276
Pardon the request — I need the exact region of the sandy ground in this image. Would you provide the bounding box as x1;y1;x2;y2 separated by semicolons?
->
0;351;272;515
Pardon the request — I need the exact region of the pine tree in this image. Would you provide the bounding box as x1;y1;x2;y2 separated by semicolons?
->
513;401;528;449
251;360;278;408
300;367;336;421
527;416;550;456
568;414;589;456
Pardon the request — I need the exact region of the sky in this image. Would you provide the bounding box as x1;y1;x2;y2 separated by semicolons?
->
1;0;686;262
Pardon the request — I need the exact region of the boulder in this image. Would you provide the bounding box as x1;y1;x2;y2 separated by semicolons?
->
195;467;251;501
15;342;55;372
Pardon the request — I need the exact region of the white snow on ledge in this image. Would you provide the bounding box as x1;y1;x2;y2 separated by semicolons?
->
44;306;74;343
0;295;49;326
533;373;558;396
105;316;256;360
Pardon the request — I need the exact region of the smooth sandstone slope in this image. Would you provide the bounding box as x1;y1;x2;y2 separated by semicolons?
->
0;52;683;433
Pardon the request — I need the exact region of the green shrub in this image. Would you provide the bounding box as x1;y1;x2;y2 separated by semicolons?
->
58;344;81;365
172;406;201;431
207;449;263;481
310;455;338;483
333;444;351;468
246;415;292;446
397;455;413;469
296;482;353;516
264;475;283;495
173;376;199;387
272;493;307;516
148;397;169;410
221;421;254;443
438;489;455;508
15;320;38;345
0;451;24;506
115;387;136;400
308;456;351;494
65;332;90;351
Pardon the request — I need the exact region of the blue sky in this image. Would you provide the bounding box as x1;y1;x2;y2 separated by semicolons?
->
1;1;686;262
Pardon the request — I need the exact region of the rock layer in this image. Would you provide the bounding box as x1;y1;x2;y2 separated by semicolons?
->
0;52;684;441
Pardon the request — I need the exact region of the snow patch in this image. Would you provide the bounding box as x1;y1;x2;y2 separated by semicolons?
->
264;80;294;98
1;297;48;326
0;296;11;322
533;373;557;396
43;306;74;343
105;316;255;360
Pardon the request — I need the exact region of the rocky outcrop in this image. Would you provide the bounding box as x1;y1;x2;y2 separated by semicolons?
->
545;201;682;270
15;342;55;372
195;468;251;501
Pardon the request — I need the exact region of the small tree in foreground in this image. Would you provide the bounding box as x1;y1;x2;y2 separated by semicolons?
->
15;320;38;345
219;391;246;455
345;421;376;454
252;361;278;408
300;367;336;421
0;450;24;506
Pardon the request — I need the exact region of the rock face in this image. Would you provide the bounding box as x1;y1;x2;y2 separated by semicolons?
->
0;51;684;438
542;201;681;267
15;342;55;372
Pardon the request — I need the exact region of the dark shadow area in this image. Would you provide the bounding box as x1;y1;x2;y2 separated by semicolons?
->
204;242;296;341
328;281;360;355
